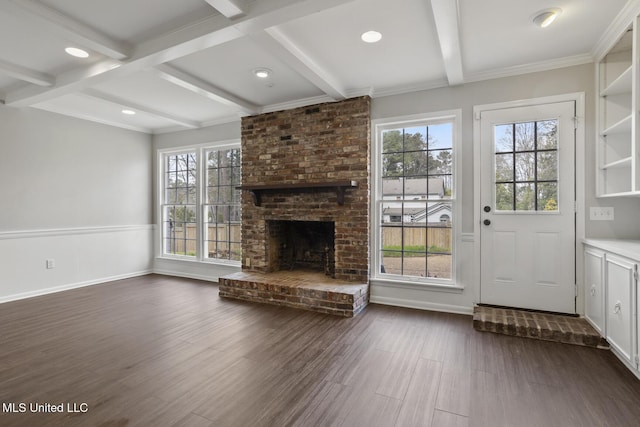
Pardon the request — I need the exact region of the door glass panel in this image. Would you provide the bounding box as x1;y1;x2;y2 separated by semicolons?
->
494;124;513;152
495;154;513;182
515;152;535;181
515;122;535;150
516;183;535;211
538;182;558;211
496;183;514;211
494;119;559;212
537;120;558;149
537;152;558;181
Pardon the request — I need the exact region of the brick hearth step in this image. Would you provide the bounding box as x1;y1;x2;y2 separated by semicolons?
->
218;270;369;317
473;305;609;349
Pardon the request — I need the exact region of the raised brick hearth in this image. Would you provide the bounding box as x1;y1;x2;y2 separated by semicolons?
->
219;271;368;317
219;96;371;316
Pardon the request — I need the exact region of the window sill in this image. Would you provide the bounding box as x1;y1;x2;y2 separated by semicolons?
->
370;277;465;293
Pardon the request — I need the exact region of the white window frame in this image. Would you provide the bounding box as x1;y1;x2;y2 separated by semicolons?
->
157;140;241;266
371;110;462;288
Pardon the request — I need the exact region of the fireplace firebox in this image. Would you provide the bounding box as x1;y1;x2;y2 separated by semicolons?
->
267;220;335;277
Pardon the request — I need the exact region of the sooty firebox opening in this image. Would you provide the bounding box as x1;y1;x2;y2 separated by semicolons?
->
267;220;335;277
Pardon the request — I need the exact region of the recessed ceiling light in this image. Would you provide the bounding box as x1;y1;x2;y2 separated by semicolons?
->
533;8;562;28
122;109;136;115
65;47;89;58
361;30;382;43
253;68;272;79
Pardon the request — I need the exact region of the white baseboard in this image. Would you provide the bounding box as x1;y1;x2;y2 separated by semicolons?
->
369;295;473;315
0;270;152;304
152;268;219;283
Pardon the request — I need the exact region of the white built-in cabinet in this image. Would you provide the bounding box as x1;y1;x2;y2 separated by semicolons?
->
596;18;640;196
584;247;605;334
583;240;640;379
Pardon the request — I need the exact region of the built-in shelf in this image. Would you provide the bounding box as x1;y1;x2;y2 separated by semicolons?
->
597;22;639;197
601;65;633;96
602;114;633;136
238;180;358;206
602;156;633;169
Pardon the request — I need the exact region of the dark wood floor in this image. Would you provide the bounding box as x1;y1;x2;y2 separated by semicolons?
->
1;275;639;427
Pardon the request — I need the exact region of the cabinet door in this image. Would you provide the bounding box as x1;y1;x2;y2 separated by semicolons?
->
605;254;637;364
584;248;605;334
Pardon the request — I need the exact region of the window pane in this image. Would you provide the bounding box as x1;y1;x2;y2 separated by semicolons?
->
428;123;452;150
403;256;427;278
404;151;429;176
496;183;514;211
495;124;513;152
403;128;427;151
515;152;535;181
538;182;558;211
430;150;452;175
516;183;535;211
382;129;403;153
165;188;177;204
429;254;451;279
537;120;557;149
382;153;403;177
537;151;558;181
515;122;535;151
495;154;513;182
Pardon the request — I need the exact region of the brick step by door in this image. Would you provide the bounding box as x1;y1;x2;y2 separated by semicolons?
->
473;305;609;349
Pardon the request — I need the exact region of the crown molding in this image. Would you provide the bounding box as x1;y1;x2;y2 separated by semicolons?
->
463;53;594;85
592;0;640;61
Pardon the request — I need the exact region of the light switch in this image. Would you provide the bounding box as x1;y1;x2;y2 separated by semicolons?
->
589;207;614;221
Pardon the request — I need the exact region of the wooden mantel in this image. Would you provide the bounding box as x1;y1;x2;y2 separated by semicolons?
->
238;181;358;206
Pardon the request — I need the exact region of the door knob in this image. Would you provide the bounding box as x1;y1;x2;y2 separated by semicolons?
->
484;206;491;212
483;219;491;226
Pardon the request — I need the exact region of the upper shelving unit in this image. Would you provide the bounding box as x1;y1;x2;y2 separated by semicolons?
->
596;22;640;197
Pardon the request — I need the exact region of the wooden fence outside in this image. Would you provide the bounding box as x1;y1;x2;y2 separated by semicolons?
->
167;223;241;255
382;224;452;250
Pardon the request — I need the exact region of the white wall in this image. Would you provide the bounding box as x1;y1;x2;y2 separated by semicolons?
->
0;107;154;301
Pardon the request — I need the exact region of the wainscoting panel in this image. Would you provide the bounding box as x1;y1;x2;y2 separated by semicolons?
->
0;225;154;302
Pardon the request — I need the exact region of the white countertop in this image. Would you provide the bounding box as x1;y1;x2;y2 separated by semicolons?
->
583;239;640;260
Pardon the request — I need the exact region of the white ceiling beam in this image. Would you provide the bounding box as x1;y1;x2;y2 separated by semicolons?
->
0;59;54;87
430;0;464;86
154;64;259;115
204;0;247;18
5;0;356;108
0;0;130;60
82;89;201;129
253;27;347;100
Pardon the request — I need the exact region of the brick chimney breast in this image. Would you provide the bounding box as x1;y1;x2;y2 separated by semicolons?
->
240;96;371;282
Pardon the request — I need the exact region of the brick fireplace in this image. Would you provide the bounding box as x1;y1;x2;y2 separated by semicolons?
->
219;96;370;316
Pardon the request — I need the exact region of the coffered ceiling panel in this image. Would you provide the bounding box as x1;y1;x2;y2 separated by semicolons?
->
93;69;241;123
41;0;215;43
169;37;325;107
35;93;175;133
459;0;627;77
0;0;635;134
277;0;447;95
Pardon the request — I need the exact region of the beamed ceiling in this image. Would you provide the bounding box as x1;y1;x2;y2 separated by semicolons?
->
0;0;634;133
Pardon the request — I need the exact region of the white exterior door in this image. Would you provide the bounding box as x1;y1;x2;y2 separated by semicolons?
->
479;101;576;313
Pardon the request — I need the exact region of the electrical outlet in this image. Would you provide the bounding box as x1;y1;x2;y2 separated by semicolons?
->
245;257;251;267
589;207;614;221
46;259;55;269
